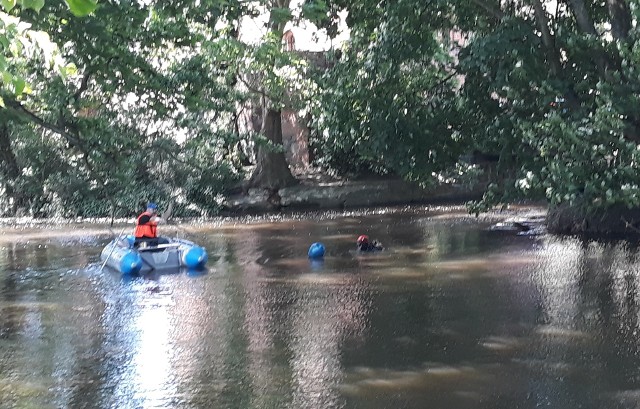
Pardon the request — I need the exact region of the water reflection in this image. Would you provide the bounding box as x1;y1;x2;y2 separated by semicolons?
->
7;207;640;408
128;294;176;408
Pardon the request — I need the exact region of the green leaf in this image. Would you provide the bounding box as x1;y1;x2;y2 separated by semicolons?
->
0;0;16;12
22;0;45;12
2;70;12;85
64;0;98;17
59;63;77;79
13;77;25;94
301;1;328;24
270;7;292;25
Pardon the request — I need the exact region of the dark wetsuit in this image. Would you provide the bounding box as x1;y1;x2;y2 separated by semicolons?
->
357;241;383;252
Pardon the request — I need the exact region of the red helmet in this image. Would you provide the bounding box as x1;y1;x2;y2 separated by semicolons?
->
357;235;369;244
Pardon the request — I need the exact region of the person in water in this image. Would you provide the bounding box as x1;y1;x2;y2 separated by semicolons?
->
356;235;383;252
134;202;168;247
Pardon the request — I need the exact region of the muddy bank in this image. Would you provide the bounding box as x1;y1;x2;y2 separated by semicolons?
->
222;177;485;213
547;203;640;236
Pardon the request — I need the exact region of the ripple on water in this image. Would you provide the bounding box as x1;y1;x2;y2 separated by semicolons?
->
340;363;487;396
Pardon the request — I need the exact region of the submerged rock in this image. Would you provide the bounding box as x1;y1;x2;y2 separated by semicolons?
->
489;215;547;235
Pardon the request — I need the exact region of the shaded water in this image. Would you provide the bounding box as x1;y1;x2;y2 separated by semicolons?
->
1;206;640;408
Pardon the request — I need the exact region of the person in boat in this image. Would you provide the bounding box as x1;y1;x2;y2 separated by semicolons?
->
134;202;169;247
356;235;383;252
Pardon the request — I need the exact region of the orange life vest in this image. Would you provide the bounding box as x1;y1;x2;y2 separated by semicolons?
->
134;211;158;238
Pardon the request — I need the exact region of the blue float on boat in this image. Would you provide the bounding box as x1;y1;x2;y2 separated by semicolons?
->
100;235;208;274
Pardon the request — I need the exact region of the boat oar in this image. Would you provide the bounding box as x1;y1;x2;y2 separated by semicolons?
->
99;226;126;273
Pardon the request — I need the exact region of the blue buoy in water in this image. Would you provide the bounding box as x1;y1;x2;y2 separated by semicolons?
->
308;242;325;259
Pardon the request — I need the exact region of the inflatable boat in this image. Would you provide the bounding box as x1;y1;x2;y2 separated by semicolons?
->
100;235;208;274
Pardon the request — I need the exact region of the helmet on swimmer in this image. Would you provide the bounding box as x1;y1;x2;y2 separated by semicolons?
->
357;235;369;244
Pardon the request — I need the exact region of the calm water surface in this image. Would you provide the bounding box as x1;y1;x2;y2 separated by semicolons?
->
1;206;640;409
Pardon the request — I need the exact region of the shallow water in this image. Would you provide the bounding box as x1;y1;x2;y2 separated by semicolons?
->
1;206;640;408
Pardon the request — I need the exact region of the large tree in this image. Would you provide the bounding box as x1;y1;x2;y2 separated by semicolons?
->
245;0;297;190
455;0;640;218
311;0;462;180
0;0;249;217
1;0;325;216
0;0;98;215
313;0;640;228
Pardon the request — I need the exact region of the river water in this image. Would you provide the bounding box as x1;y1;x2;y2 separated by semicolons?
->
1;206;640;409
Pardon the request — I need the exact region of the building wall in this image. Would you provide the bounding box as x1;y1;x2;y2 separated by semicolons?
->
281;109;309;172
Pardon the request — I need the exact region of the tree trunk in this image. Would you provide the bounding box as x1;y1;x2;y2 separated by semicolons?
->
567;0;598;36
531;0;561;76
247;0;297;190
0;122;26;214
607;0;631;41
530;0;586;109
566;0;612;76
248;107;297;189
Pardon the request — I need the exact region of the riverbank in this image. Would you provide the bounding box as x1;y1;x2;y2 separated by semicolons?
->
221;172;486;213
222;173;640;238
0;203;548;244
0;170;552;244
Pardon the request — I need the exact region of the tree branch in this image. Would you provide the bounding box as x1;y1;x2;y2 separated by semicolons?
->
5;99;86;149
565;0;611;77
236;70;284;104
532;0;561;76
470;0;505;21
5;99;113;192
73;69;93;104
428;72;458;95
